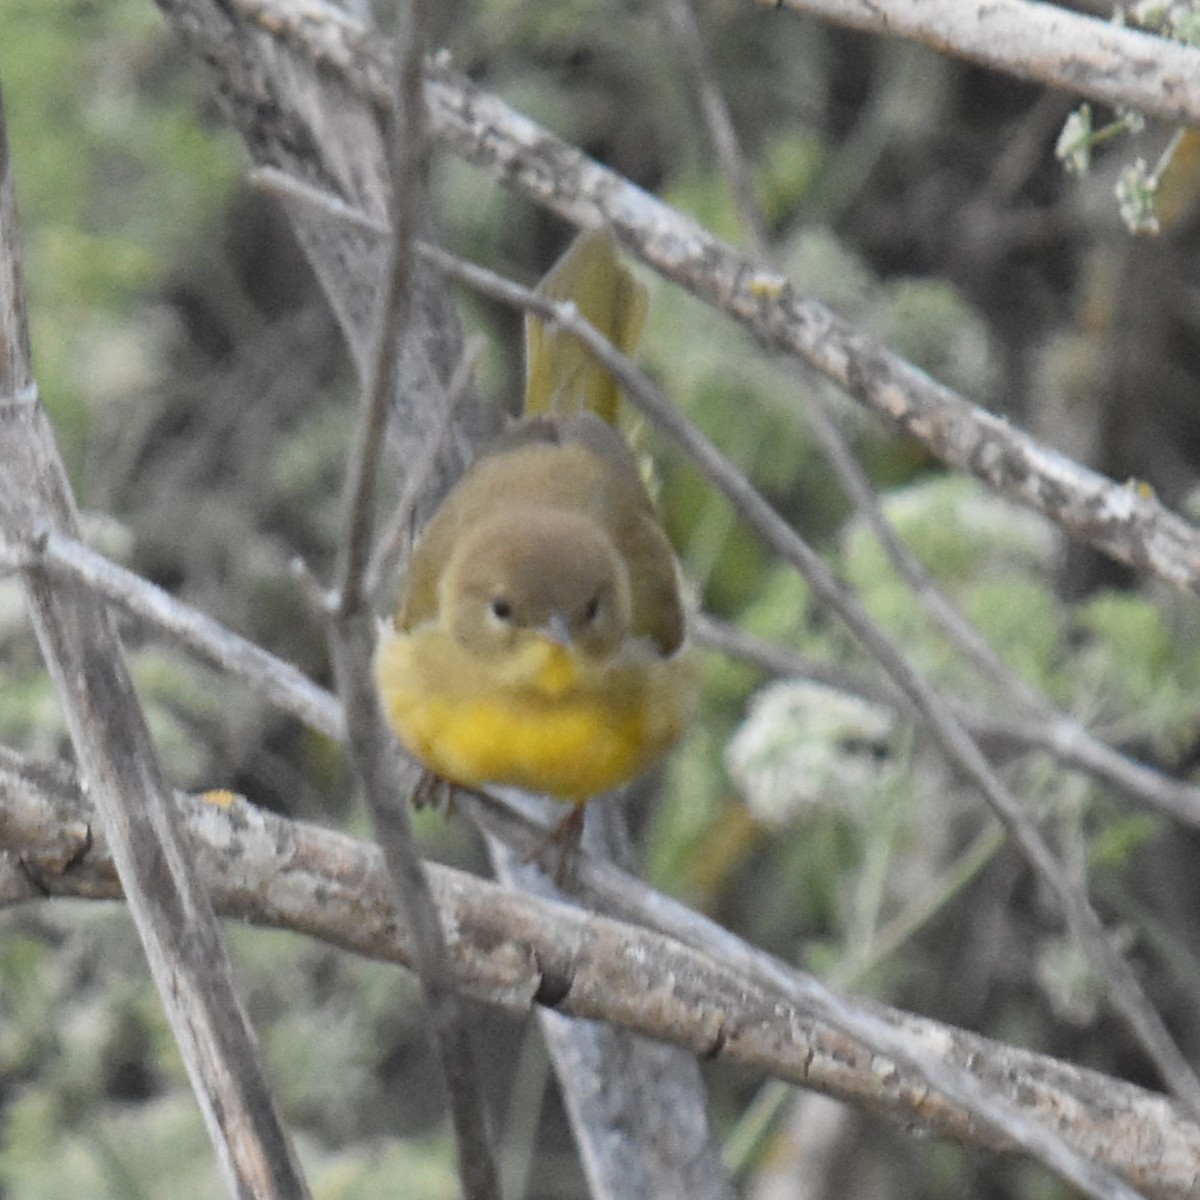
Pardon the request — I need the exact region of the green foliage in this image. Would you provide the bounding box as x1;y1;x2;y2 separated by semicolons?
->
738;566;814;646
870;276;998;403
307;1137;457;1200
0;648;63;756
755;129;825;226
0;907;462;1199
1129;1;1200;44
646;722;732;893
0;932;57;1078
129;651;226;786
0;907;205;1199
1087;813;1161;871
841;475;1063;693
0;0;240;464
963;577;1065;697
1072;590;1200;748
777;226;876;317
0;1091;221;1200
661;161;748;246
1075;590;1173;680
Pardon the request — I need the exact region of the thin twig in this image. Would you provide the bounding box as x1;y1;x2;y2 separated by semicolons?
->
831;821;1008;987
659;0;1057;725
692;611;900;705
2;527;342;740
331;114;416;614
660;0;769;257
803;385;1055;715
323;4;499;1196
365;333;485;605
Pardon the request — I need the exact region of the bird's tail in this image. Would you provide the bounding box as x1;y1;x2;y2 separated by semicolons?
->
523;228;648;426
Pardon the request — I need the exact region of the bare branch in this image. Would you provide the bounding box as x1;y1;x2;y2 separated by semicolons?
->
421;62;1200;594
0;527;342;740
188;2;1200;595
332;7;425;616
6;757;1193;1200
761;0;1200;128
365;333;485;604
0;86;310;1200
803;386;1056;714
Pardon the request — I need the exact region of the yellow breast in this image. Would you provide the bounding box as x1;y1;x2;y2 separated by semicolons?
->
374;624;695;802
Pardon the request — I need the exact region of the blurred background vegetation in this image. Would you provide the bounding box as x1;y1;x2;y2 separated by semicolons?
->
3;0;1200;1196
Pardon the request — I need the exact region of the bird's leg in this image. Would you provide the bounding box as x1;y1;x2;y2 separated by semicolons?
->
526;803;586;887
409;769;458;817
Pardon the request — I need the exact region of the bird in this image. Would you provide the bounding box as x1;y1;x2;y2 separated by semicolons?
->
374;228;696;846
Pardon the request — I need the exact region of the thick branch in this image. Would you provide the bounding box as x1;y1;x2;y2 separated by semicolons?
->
762;0;1200;128
3;760;1196;1200
420;63;1200;594
187;0;1200;595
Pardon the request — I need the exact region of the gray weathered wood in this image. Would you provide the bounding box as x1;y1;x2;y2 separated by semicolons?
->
0;84;311;1200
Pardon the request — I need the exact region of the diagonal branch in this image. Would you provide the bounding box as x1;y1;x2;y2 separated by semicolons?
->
190;0;1200;593
5;756;1191;1200
0;515;1176;1198
417;61;1200;595
412;241;1200;1124
0;85;310;1200
762;0;1200;128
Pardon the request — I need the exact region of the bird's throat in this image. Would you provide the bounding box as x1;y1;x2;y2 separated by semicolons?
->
526;640;583;698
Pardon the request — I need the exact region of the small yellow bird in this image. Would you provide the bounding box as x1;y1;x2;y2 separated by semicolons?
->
374;229;696;818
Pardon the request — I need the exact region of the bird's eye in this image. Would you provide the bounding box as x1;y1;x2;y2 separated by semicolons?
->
583;594;602;623
490;596;513;621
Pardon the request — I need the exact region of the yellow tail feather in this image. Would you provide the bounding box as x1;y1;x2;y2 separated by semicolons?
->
523;227;649;425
